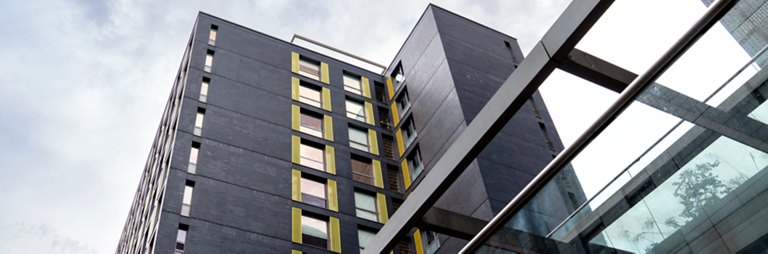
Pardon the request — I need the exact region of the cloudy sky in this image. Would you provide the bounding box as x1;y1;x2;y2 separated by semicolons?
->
0;0;753;253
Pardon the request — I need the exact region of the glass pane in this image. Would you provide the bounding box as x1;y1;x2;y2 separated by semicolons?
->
299;59;321;80
355;192;377;221
301;178;326;200
300;144;324;171
195;113;204;128
300;113;323;137
344;74;362;94
182;186;194;204
189;147;199;163
346;100;366;121
299;85;322;108
349;127;369;151
358;229;377;249
302;215;328;239
205;54;213;67
176;229;187;243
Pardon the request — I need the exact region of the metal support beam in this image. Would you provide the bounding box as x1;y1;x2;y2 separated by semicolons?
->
557;48;636;93
361;0;614;253
420;208;487;240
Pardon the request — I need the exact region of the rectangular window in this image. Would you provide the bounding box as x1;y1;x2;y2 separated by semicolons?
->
299;82;322;108
301;176;326;208
188;142;200;174
354;191;378;221
345;99;366;122
379;107;393;130
351;156;374;185
300;142;325;171
423;230;441;254
396;89;411;118
382;135;396;160
200;77;210;102
300;110;323;138
204;50;214;72
194;108;205;136
392;62;405;90
349;126;369;152
181;180;195;216
343;73;362;95
407;149;423;182
358;228;377;251
175;224;189;254
299;58;321;81
402;117;417;148
208;25;218;45
374;81;387;103
302;214;329;249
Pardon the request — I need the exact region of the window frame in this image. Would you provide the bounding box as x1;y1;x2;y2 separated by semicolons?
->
194;108;205;136
188;142;200;174
204;49;214;72
200;77;210;102
354;190;378;221
299;82;323;109
301;213;329;249
351;156;375;185
345;98;366;122
299;110;324;138
299;142;325;171
358;228;377;251
208;25;218;45
299;57;321;81
300;176;327;208
343;72;363;95
348;125;370;152
402;117;417;148
181;181;195;216
407;148;423;181
396;89;411;118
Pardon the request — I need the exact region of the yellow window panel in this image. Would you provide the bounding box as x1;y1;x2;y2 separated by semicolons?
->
329;217;341;253
291;135;300;164
322;87;332;111
291;169;301;202
327;179;338;212
395;129;405;157
291;77;300;101
325;145;336;174
364;102;375;126
323;115;334;142
372;160;384;189
291;250;302;254
291;52;300;74
413;229;424;254
320;62;330;84
368;129;379;156
390;102;400;126
361;76;371;99
386;76;395;100
401;159;411;189
291;207;302;243
291;105;300;131
376;193;388;224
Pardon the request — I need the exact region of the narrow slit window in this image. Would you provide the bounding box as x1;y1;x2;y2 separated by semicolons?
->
194;108;205;136
402;117;417;148
407;148;423;181
208;25;218;45
200;77;210;102
188;142;200;174
175;224;189;254
204;50;214;72
181;180;195;216
396;89;411;118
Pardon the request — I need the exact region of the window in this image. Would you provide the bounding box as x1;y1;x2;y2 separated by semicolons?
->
194;108;205;136
354;191;378;221
351;156;374;185
349;126;369;152
343;73;362;95
208;25;218;45
402;117;417;148
299;82;322;108
423;230;441;254
396;89;411;118
407;149;423;181
374;81;387;103
200;77;210;102
181;180;195;216
387;165;402;193
379;107;393;130
345;99;365;122
302;214;329;249
301;177;326;208
392;62;405;90
188;142;200;174
204;50;214;72
300;142;325;171
175;224;189;254
358;228;377;251
300;110;323;138
382;135;396;160
299;58;321;81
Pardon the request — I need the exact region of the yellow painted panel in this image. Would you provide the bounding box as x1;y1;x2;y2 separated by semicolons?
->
327;179;338;212
325;145;336;174
401;159;411;189
361;76;371;99
386;76;395;100
291;77;300;101
291;207;302;243
291;250;302;254
368;129;379;156
390;102;400;126
320;62;330;84
291;169;301;202
323;115;334;142
395;129;405;157
364;102;374;125
291;52;300;74
291;105;300;131
291;135;300;164
376;193;388;224
372;160;384;189
413;229;424;254
322;87;332;111
329;217;342;253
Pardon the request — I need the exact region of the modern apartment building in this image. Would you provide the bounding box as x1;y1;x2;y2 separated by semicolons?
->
116;4;580;254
